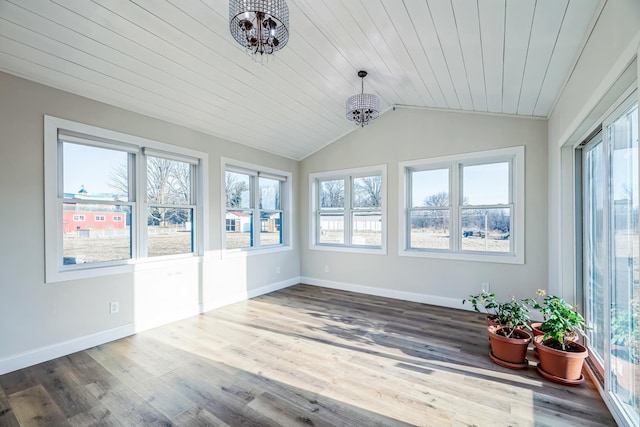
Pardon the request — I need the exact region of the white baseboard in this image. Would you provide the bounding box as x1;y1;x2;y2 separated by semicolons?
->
0;324;136;376
0;277;300;375
300;276;470;311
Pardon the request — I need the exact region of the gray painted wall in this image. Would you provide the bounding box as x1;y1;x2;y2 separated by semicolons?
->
299;108;548;307
0;72;300;370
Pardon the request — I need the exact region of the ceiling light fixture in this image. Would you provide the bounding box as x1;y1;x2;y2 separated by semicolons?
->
229;0;289;58
346;70;379;127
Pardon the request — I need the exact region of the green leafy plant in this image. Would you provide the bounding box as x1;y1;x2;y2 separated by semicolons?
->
527;291;588;351
463;291;499;317
463;291;531;336
497;297;532;338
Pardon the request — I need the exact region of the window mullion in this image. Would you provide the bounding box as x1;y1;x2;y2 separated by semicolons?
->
345;176;352;246
451;162;460;252
136;152;146;259
252;175;259;248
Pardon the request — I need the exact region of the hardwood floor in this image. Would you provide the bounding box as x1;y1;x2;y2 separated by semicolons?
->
0;284;616;426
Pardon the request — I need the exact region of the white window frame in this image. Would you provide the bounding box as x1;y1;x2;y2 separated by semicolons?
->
309;164;387;255
221;158;292;256
113;215;123;222
73;215;85;222
399;146;524;264
95;215;106;222
44;116;209;283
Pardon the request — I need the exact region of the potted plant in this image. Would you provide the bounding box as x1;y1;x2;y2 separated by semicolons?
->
527;289;578;342
486;297;532;369
463;291;505;327
528;293;589;385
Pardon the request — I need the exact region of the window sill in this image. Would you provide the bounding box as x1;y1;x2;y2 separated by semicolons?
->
399;249;523;264
310;244;386;255
47;255;202;283
222;245;293;259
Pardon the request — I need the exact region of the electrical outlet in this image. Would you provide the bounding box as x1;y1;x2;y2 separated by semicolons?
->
324;265;330;273
109;301;120;314
481;283;490;292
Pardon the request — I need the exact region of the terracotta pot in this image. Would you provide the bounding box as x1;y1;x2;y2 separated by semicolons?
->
530;322;579;341
530;322;545;337
534;335;588;381
487;326;531;367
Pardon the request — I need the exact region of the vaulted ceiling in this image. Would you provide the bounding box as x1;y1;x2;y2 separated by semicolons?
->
0;0;601;159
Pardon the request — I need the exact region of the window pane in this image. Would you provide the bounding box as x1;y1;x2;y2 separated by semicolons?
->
463;162;509;205
353;176;382;208
352;212;381;246
409;210;450;250
608;103;639;420
319;212;344;244
225;172;251;209
62;203;131;264
147;207;193;257
411;169;448;208
259;177;280;210
460;208;511;252
225;210;253;249
320;179;344;208
584;138;606;364
147;157;191;204
63;142;129;202
260;211;282;246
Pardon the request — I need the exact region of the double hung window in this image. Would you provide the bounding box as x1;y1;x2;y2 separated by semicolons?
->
223;160;290;252
401;147;524;263
311;165;386;253
44;116;207;282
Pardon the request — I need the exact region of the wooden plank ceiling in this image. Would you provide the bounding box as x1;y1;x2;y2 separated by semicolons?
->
0;0;601;160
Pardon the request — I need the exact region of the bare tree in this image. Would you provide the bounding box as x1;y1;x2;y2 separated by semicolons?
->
354;176;382;207
225;172;248;208
423;192;449;232
108;164;129;200
321;179;344;208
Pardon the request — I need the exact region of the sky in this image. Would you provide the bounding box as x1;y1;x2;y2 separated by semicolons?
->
63;142;127;197
412;162;509;206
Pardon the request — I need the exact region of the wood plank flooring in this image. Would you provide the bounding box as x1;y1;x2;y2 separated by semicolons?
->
0;284;616;426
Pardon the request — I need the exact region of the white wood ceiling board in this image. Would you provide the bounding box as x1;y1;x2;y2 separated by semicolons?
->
478;0;505;113
378;2;446;108
0;34;286;149
403;0;460;110
0;33;311;159
364;1;436;107
0;47;218;137
428;0;474;111
452;0;487;112
92;0;341;136
339;0;426;106
502;0;535;115
0;0;602;159
156;0;351;125
533;0;600;117
67;1;337;155
516;0;568;116
294;0;408;104
16;0;242;110
0;5;250;126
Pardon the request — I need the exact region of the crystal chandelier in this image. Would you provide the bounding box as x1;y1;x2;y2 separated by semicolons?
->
346;71;379;127
229;0;289;57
